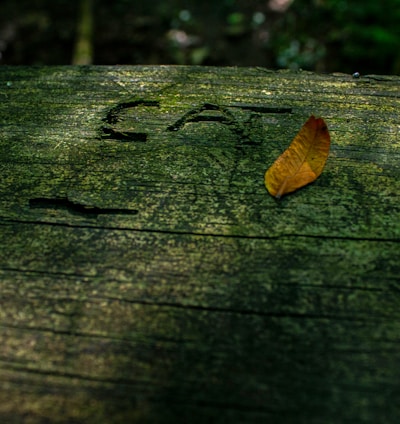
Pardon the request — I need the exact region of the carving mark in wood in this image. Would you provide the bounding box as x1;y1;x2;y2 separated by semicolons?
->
101;100;292;145
226;104;293;114
104;99;160;124
166;103;236;132
29;198;138;217
167;103;292;145
101;99;160;142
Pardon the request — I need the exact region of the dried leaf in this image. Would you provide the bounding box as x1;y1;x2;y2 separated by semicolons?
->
265;115;330;198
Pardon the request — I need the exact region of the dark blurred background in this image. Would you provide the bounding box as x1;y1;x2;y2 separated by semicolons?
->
1;0;399;74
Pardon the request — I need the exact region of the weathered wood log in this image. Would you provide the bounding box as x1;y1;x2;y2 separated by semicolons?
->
1;66;400;423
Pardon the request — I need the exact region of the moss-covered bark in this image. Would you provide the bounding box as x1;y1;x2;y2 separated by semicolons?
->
0;66;400;423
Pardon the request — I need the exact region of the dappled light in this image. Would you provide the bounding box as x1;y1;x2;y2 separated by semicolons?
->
268;0;294;13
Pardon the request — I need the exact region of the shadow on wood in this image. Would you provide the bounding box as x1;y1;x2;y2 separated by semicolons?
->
0;66;400;423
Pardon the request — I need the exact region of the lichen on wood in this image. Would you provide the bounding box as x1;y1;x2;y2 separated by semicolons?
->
0;66;400;423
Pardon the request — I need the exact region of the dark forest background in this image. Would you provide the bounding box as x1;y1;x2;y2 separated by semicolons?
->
1;0;400;74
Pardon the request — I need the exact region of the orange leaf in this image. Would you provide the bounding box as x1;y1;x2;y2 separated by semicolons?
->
265;115;330;198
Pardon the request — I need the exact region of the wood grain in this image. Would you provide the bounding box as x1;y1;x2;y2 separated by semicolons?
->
1;66;400;423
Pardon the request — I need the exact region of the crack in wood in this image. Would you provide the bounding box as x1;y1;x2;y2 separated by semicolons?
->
3;218;398;244
29;198;138;217
101;127;147;142
226;104;293;114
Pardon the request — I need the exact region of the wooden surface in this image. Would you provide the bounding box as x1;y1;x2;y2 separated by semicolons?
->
1;66;400;423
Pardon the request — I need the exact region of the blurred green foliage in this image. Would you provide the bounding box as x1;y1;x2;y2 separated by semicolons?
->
276;0;400;73
0;0;399;74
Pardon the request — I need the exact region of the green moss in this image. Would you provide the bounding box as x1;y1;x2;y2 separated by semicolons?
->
1;66;400;423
